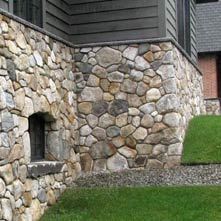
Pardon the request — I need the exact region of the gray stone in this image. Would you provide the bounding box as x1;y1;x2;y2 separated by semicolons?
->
146;159;163;169
93;159;107;171
135;56;150;71
108;71;124;82
90;141;117;159
1;111;14;132
80;125;92;136
5;92;14;109
76;62;93;74
0;178;6;197
146;88;161;102
98;113;115;128
118;64;130;73
33;51;43;67
168;143;183;155
18;165;27;183
1;199;12;221
107;153;128;171
80;153;93;172
6;59;16;81
123;47;138;61
0;164;13;184
37;189;47;203
136;144;152;155
109;100;129;116
8;144;24;162
156;65;175;80
163;113;181;127
92;127;106;140
151;60;162;71
92;101;109;117
0;87;6;110
156;94;180;114
141;114;154;128
87;75;100;86
163;78;177;94
86;114;98;128
130;69;143;81
96;47;122;67
132;127;148;140
80;87;103;102
85;135;97;146
121;125;136;138
74;53;84;62
107;126;121;137
139;103;156;114
128;94;142;108
121;79;137;93
0;133;10;148
0;148;9;160
118;146;137;158
138;43;150;55
137;82;148;96
13;180;24;200
92;65;107;78
150;76;162;88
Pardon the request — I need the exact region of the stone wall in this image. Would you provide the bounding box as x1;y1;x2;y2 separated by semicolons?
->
75;42;205;172
0;11;206;221
204;98;221;115
0;14;81;221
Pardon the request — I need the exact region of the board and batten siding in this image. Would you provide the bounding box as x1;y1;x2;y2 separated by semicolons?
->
190;0;197;61
45;0;70;41
69;0;160;44
0;0;8;11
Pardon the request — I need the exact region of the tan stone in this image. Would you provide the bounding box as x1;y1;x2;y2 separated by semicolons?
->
103;93;114;101
6;40;19;54
23;191;32;207
109;82;121;94
16;31;27;49
152;123;167;133
78;102;92;114
132;127;148;140
125;136;137;149
136;144;152;155
116;113;128;127
121;125;136;138
0;164;14;184
144;51;154;62
118;146;137;159
112;136;125;148
14;88;25;111
146;159;164;169
30;199;42;221
8;144;24;162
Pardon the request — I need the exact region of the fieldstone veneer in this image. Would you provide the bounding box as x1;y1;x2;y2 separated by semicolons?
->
0;15;80;221
75;43;205;172
0;13;205;221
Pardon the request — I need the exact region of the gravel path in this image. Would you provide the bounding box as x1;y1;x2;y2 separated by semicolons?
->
74;165;221;187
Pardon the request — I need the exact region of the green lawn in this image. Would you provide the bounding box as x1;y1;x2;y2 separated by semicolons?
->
182;115;221;164
40;186;221;221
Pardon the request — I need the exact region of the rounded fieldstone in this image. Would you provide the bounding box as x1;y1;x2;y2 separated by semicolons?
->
141;114;154;128
92;101;109;117
163;112;181;127
108;71;124;82
92;127;106;140
96;47;122;67
135;56;150;71
121;125;136;138
38;189;47;203
118;146;137;159
107;153;128;171
109;100;129;116
98;113;115;128
132;127;148;140
121;79;137;93
123;47;138;61
90;141;117;159
146;88;161;102
107;126;121;138
130;69;143;81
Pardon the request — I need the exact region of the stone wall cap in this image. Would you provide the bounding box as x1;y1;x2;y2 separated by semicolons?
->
27;161;64;178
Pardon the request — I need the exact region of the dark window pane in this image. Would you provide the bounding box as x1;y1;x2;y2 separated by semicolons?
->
29;114;45;161
13;0;42;27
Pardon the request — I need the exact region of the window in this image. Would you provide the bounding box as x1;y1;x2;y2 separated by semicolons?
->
13;0;43;27
177;0;191;55
29;114;45;161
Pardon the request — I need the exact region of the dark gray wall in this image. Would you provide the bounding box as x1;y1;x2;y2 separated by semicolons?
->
45;0;70;41
0;0;9;11
69;0;159;44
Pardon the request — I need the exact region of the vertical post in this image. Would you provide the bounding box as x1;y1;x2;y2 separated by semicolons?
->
42;0;46;28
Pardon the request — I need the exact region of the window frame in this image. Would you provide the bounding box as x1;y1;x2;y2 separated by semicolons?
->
29;114;45;162
177;0;191;55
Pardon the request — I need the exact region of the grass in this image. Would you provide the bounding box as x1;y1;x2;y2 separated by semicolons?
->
182;115;221;164
40;186;221;221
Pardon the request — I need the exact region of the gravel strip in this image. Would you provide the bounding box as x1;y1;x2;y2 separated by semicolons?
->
73;165;221;187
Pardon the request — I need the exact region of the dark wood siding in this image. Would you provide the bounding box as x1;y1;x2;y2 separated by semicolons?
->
165;0;177;40
0;0;9;11
190;0;197;60
69;0;160;44
45;0;70;41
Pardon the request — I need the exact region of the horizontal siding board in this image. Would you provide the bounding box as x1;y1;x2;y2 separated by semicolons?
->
45;23;69;40
71;28;159;44
70;0;158;15
0;0;9;11
70;6;157;25
71;17;158;35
